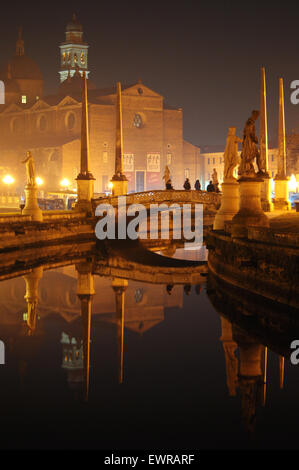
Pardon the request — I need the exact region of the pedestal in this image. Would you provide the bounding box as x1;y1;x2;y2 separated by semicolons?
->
261;176;274;212
273;178;290;210
22;185;43;221
75;177;94;212
111;178;127;197
213;181;240;230
231;178;269;238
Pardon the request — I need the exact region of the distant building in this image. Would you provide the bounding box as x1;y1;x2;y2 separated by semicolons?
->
0;16;199;193
199;146;280;190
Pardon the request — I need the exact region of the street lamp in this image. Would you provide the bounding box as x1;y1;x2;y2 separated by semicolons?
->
35;177;44;186
2;175;15;185
60;178;70;190
289;174;298;193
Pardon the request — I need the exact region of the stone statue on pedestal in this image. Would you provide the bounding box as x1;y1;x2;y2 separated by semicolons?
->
238;110;265;178
162;165;171;188
212;168;219;190
223;127;242;181
22;151;36;187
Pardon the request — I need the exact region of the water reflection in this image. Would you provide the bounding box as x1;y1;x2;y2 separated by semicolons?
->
0;242;297;448
208;271;298;434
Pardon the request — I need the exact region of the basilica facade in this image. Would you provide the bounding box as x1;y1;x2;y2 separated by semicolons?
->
0;15;200;194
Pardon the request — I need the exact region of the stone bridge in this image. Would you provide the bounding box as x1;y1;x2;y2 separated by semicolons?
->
92;189;221;212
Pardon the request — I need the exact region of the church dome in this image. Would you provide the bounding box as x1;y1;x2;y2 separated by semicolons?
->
66;14;83;32
0;55;43;81
0;29;42;82
3;78;20;94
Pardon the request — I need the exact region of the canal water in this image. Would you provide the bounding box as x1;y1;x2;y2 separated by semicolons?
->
0;246;298;450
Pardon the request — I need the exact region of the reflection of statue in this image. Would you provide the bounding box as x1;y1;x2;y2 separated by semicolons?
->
223;127;242;181
26;300;37;335
162;165;171;188
238;110;264;177
22;151;36;186
212;168;218;187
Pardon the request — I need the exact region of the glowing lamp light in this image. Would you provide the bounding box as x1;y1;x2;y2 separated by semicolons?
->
2;175;15;185
35;177;44;186
271;178;275;192
108;182;113;189
288;174;298;193
60;178;70;188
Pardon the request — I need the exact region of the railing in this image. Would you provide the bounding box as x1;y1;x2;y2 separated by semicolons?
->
93;190;221;210
0;193;20;208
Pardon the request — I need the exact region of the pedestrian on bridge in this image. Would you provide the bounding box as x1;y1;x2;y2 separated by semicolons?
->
183;178;191;190
194;179;201;190
166;179;173;190
207;180;215;192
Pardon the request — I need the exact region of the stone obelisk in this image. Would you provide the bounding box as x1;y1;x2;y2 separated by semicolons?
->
111;82;128;196
274;78;290;210
75;71;95;212
260;67;273;212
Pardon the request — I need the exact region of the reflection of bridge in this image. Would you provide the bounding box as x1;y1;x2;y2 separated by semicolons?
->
93;189;221;212
94;240;207;284
0;239;207;401
0;239;207;285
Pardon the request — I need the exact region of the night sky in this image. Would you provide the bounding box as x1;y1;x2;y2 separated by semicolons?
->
1;0;299;148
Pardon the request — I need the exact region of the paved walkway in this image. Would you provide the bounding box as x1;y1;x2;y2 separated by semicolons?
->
268;210;299;233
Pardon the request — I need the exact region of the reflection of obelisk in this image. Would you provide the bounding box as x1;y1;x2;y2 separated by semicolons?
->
23;266;43;335
76;262;95;401
112;278;128;383
75;71;95;212
260;346;268;407
219;316;238;396
274;78;290;210
237;335;264;433
111;82;128;196
279;356;285;389
260;67;273;212
61;332;83;395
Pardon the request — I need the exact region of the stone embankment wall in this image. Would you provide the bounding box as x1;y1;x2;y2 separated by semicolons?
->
207;223;299;310
0;211;95;253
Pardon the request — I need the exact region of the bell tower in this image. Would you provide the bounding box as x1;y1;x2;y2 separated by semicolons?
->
59;14;89;83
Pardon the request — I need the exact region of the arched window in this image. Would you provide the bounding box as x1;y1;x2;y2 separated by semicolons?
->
65;112;76;130
37;114;47;132
10;118;21;134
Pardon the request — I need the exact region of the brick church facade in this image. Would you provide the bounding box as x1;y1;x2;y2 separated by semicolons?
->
0;15;200;194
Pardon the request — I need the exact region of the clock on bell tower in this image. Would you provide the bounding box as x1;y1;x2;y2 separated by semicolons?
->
59;13;89;83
